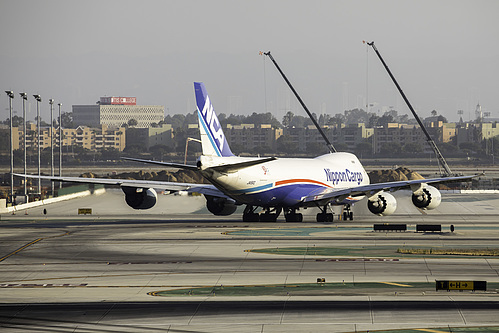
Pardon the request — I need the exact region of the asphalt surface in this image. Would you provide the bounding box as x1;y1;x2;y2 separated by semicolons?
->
1;189;499;332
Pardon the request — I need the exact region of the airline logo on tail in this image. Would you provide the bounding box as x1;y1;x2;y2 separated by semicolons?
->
194;82;234;157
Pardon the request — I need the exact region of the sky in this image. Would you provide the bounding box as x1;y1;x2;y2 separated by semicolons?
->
0;0;497;124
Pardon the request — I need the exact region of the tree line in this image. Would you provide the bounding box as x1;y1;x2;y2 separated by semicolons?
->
0;109;496;164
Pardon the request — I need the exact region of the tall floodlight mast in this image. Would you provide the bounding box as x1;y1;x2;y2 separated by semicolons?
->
365;41;453;176
20;92;28;199
33;95;42;195
263;51;337;153
49;99;55;196
5;91;15;203
58;103;63;189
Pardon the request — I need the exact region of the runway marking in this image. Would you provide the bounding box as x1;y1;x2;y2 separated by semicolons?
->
416;329;449;333
0;231;70;263
379;282;412;287
0;238;43;263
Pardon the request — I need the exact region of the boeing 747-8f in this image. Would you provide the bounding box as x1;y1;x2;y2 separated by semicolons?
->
16;82;475;222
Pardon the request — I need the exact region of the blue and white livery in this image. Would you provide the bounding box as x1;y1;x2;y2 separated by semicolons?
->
16;82;476;222
195;82;234;157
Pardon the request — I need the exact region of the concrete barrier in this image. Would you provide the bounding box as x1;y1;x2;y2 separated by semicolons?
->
0;188;106;214
373;224;407;232
416;224;442;232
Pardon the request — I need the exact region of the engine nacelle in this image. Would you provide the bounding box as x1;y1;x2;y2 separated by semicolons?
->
411;185;441;210
122;187;157;210
205;195;237;216
367;191;397;216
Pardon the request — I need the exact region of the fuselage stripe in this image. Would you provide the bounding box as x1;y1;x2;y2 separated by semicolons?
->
230;183;273;194
230;179;331;196
275;179;331;188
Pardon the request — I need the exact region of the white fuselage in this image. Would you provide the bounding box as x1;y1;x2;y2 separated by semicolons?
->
199;152;370;208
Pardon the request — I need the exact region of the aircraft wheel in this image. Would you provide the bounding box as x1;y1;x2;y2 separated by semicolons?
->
243;213;259;222
326;213;334;222
316;213;325;222
349;212;354;220
285;213;301;222
260;213;277;222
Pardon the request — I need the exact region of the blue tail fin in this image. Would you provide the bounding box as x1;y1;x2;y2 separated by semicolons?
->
194;82;234;157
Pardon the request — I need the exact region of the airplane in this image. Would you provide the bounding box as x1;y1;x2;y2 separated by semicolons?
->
16;82;475;222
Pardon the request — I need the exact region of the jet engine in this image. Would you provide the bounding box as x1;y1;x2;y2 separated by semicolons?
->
122;187;157;210
367;191;397;216
411;185;441;210
205;195;237;216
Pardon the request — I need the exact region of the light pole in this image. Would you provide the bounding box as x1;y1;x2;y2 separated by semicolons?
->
33;95;42;196
20;92;28;201
5;91;14;204
58;103;62;189
49;98;54;197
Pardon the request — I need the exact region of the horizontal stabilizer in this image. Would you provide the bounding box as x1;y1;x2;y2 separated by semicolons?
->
208;157;276;173
123;157;198;171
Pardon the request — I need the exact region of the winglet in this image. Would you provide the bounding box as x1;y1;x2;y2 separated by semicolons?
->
194;82;234;157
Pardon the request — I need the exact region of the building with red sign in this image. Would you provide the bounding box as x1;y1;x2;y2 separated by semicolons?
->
73;97;164;128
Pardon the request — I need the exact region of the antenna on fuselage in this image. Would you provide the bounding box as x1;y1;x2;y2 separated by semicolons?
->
364;41;453;176
263;51;337;153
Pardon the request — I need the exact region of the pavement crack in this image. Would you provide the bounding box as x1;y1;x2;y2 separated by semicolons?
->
188;299;207;325
449;296;467;325
368;296;374;324
424;258;433;275
279;297;290;324
485;258;499;277
96;302;116;324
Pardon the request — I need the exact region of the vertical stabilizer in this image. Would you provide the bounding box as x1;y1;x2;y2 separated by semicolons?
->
194;82;234;157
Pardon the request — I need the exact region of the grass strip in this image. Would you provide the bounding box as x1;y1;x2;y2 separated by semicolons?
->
397;248;499;256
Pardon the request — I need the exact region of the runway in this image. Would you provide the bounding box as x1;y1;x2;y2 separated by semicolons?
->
1;189;499;332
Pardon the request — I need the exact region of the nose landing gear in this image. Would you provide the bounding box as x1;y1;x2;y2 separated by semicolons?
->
342;204;353;221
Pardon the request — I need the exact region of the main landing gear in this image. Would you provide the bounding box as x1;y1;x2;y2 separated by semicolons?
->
243;206;282;222
242;205;354;222
284;208;303;222
316;204;334;222
243;205;260;222
260;207;282;222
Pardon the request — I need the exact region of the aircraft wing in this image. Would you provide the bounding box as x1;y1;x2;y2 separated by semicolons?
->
302;174;477;203
13;173;229;199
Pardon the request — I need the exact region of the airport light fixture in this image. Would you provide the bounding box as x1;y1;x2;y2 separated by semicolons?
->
20;92;28;200
5;91;14;203
33;94;42;195
49;98;55;196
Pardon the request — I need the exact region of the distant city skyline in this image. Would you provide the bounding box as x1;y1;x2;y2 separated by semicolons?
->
1;1;497;124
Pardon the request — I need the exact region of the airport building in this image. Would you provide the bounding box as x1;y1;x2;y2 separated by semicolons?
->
126;124;174;150
73;97;164;128
372;123;426;154
225;124;283;152
11;124;127;151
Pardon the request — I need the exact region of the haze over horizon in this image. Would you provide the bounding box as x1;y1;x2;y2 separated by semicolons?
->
1;0;497;124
